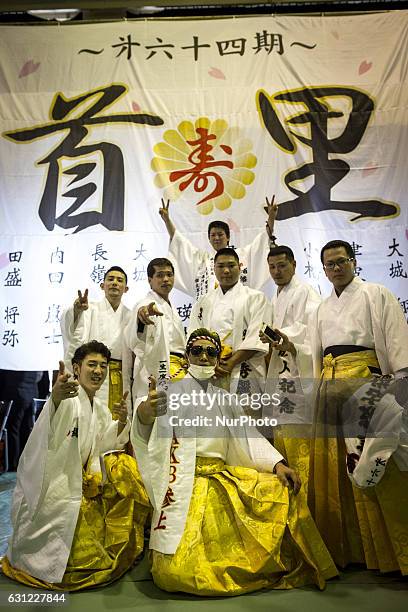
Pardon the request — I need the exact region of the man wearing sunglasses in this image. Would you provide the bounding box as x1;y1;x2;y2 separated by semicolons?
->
123;258;186;404
132;327;338;595
188;248;269;394
284;239;408;575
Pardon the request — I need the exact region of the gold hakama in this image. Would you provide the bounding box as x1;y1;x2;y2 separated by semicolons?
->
108;359;123;413
308;350;408;573
169;354;188;380
2;453;151;590
151;457;337;596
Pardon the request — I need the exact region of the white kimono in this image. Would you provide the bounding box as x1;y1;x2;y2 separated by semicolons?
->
131;377;284;554
60;298;131;406
264;276;321;426
168;229;271;300
268;275;321;380
7;387;130;583
296;276;408;379
188;282;269;391
344;378;408;488
122;290;186;402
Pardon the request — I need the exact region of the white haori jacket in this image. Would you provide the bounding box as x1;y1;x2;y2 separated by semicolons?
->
188;282;269;391
295;277;408;380
7;387;130;583
343;379;408;488
168;229;271;301
122;290;186;403
131;377;284;555
60;298;131;406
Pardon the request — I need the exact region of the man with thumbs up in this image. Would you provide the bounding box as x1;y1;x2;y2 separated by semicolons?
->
2;340;149;590
60;266;130;413
123;258;186;404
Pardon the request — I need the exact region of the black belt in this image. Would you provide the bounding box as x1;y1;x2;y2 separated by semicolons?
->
109;358;122;364
323;345;381;374
324;345;372;358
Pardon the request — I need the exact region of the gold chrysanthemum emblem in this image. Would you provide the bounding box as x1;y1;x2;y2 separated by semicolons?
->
152;117;257;215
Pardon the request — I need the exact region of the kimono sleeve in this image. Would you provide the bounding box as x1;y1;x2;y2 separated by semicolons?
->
97;401;130;451
379;287;408;373
60;305;92;369
346;393;402;488
224;394;284;472
237;290;269;354
15;396;78;516
188;296;207;337
293;306;322;381
280;285;321;345
237;230;270;290
169;229;209;297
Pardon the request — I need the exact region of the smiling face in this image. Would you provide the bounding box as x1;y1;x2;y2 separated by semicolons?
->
188;339;220;367
100;271;128;307
214;254;240;291
323;246;356;294
148;264;174;299
209;227;229;251
73;352;108;400
268;254;296;287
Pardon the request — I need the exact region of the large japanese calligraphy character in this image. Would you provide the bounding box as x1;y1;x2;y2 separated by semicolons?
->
4;84;163;233
169;127;233;206
257;86;398;221
152;117;257;215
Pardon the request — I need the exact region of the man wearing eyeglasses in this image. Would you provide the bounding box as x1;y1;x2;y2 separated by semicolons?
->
187;248;269;394
123;258;186;404
284;239;408;575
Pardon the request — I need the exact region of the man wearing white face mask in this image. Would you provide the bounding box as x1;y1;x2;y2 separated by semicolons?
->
131;328;338;597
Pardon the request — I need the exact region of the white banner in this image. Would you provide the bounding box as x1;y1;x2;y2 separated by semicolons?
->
0;11;407;369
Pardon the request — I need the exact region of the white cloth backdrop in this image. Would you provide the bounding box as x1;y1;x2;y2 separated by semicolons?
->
0;11;407;369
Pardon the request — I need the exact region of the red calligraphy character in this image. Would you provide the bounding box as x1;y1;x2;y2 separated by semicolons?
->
169;127;233;205
153;510;167;530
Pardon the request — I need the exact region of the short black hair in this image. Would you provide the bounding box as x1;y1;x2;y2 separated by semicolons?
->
208;220;230;240
104;266;128;284
72;340;111;367
267;245;295;262
147;257;174;279
320;240;355;263
186;328;222;355
214;247;240;264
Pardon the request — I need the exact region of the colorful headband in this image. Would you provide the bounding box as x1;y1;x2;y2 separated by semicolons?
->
186;333;221;354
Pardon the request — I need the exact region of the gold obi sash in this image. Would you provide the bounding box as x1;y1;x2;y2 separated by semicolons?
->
220;343;232;361
322;349;380;381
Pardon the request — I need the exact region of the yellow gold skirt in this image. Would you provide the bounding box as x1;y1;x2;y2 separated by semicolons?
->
169;354;188;380
2;453;151;591
108;359;123;413
151;457;337;596
308;350;408;573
